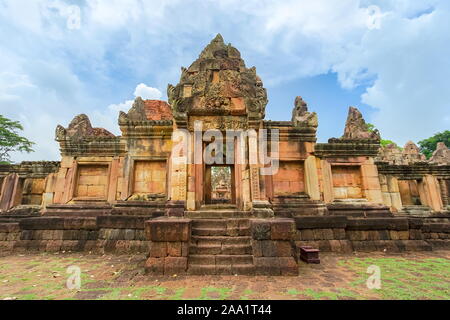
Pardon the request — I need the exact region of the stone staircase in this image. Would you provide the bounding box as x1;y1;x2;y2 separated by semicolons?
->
187;218;255;275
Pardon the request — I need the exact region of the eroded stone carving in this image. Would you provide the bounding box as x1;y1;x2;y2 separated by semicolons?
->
291;96;318;127
403;141;427;162
343;107;380;140
377;141;427;165
430;142;450;164
56;114;114;141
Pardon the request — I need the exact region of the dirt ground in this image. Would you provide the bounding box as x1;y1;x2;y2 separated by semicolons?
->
0;250;448;300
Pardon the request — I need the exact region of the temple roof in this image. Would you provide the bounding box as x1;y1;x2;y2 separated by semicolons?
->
167;34;268;123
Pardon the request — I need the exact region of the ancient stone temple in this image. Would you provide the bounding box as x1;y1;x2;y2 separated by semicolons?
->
1;35;449;275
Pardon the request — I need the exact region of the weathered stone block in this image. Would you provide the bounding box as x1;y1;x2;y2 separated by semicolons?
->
20;230;33;240
97;216;146;229
149;241;167;257
46;240;63;252
41;230;54;240
295;216;347;229
250;220;271;240
313;229;324;240
167;242;182;257
301;229;315;240
64;217;98;230
20;218;65;230
346;218;409;231
409;229;423;240
6;233;19;241
367;231;381;241
124;229;135;240
333;228;346;240
164;257;187;275
254;257;281;276
145;218;191;242
145;257;164;274
0;223;20;233
398;231;410;240
390;230;399;240
278;257;298;275
271;219;295;240
260;240;292;257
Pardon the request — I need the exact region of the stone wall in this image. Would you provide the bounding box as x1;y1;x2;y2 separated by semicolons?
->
294;216;450;252
250;218;298;275
144;218;191;275
0;216;150;254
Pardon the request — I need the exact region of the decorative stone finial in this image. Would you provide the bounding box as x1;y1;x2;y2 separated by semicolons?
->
402;141;426;163
59;114;114;140
430;142;450;164
291;96;318;127
343;106;380;140
126;97;148;121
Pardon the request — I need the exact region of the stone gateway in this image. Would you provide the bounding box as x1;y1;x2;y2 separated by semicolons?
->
0;35;449;276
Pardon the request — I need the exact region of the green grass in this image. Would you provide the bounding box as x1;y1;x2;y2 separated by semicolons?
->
199;286;232;300
342;257;450;300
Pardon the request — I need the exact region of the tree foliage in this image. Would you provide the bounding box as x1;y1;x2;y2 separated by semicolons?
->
366;123;401;149
418;130;450;159
0;115;35;164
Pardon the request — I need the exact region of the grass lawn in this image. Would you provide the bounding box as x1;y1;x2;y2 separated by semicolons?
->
0;251;448;300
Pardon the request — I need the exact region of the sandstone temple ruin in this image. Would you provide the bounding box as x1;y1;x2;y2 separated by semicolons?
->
0;35;449;275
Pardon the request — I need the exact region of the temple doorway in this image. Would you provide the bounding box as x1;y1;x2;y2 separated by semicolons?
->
204;165;235;205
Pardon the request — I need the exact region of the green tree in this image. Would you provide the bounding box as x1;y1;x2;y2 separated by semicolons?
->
366;123;401;149
0;115;35;164
418;130;450;159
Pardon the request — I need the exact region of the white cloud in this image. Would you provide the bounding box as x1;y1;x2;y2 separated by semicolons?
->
134;83;162;100
0;0;449;162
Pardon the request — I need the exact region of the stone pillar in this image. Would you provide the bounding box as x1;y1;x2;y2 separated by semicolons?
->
421;175;443;212
438;179;448;207
321;160;334;203
387;175;402;212
379;174;391;207
169;158;187;202
186;134;196;211
107;158;120;203
42;173;57;209
144;218;191;275
304;156;320;201
248;132;261;202
0;173;20;211
361;159;383;204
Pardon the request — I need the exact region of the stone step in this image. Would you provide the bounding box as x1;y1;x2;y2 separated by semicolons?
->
192;227;250;237
187;264;255;275
185;211;252;219
189;244;252;255
192;219;228;229
191;235;251;246
189;254;253;265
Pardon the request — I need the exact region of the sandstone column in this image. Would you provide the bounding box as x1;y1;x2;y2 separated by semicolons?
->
304;156;320;201
320;159;334;203
422;175;443;212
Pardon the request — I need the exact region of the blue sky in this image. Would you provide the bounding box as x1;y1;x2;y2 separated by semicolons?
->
0;0;449;162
